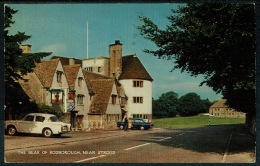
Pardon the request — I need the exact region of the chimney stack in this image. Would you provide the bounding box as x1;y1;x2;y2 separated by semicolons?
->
21;44;32;53
109;40;122;79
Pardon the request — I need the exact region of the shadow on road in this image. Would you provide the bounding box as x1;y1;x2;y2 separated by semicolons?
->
143;124;255;155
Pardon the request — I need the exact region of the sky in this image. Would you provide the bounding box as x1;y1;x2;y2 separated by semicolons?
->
7;3;223;101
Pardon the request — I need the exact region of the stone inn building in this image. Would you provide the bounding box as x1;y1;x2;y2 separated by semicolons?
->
17;41;153;130
209;99;246;117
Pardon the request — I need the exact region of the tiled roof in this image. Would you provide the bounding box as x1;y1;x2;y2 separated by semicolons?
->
19;81;35;101
82;70;113;95
89;79;115;114
210;99;228;108
120;55;153;81
63;65;81;90
51;56;82;66
34;59;60;88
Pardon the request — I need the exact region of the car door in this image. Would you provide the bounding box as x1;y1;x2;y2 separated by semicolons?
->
134;119;143;128
33;116;46;134
20;115;35;133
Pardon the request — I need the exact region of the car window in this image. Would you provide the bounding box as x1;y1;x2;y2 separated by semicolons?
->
36;116;45;122
135;119;142;123
49;116;59;122
22;115;34;121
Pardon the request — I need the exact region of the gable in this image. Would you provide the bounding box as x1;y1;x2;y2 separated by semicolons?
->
89;79;115;114
34;59;60;88
210;99;228;108
63;65;81;90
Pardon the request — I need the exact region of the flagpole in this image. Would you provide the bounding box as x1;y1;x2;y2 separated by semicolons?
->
87;22;89;59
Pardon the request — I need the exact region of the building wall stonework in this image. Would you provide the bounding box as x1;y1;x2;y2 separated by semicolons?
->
210;107;246;117
109;41;122;78
82;57;110;76
88;114;120;130
59;112;71;124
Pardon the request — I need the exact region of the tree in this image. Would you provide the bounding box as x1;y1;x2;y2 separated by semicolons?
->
177;92;204;116
138;4;255;116
153;91;179;118
4;6;51;118
200;98;213;113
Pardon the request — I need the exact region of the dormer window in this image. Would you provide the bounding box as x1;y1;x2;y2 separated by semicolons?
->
56;71;63;83
78;77;83;87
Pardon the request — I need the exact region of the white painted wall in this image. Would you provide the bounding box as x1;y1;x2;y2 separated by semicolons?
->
119;79;152;116
106;83;122;115
74;67;91;129
49;61;69;112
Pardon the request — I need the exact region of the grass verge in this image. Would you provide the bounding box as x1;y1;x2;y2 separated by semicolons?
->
152;115;245;129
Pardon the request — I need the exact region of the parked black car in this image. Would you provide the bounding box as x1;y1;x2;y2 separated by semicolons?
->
117;118;152;130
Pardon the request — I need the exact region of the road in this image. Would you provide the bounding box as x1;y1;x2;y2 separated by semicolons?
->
4;124;255;163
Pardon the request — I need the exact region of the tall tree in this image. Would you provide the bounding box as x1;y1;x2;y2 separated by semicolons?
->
177;92;204;116
153;91;179;118
4;6;51;118
138;4;255;117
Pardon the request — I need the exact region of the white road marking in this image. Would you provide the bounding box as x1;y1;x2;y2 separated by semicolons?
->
222;131;234;163
74;155;106;163
158;137;172;141
124;143;151;151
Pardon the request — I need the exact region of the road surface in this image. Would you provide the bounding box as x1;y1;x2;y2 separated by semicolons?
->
4;124;255;163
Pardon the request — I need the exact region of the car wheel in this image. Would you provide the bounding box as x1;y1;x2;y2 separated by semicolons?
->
140;126;145;130
42;128;53;138
119;125;124;130
7;126;17;136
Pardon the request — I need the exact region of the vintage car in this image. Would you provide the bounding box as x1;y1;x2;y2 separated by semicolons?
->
117;118;152;130
5;113;71;137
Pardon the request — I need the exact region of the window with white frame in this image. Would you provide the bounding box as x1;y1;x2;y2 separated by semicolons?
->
133;80;143;87
98;67;102;73
78;77;83;87
133;97;143;103
85;67;93;72
112;95;117;105
56;71;63;83
77;95;84;104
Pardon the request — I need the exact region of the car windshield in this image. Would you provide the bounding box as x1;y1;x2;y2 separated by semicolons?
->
49;116;59;122
22;115;34;121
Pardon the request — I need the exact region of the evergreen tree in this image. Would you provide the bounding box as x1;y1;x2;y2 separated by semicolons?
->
4;6;51;117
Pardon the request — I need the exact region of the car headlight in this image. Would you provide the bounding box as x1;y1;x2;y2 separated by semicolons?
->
61;126;68;131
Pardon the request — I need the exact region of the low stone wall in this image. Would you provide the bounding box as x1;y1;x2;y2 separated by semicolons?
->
60;113;70;124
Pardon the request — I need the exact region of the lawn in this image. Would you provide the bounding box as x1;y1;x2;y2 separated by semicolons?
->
152;115;245;129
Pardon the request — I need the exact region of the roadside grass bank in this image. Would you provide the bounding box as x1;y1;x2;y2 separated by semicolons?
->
152;115;245;129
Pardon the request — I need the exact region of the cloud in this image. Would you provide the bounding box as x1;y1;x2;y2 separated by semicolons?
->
39;43;66;54
165;76;180;82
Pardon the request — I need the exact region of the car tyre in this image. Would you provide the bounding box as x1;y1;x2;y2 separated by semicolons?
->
119;125;124;130
42;128;53;138
140;126;145;130
7;126;17;136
